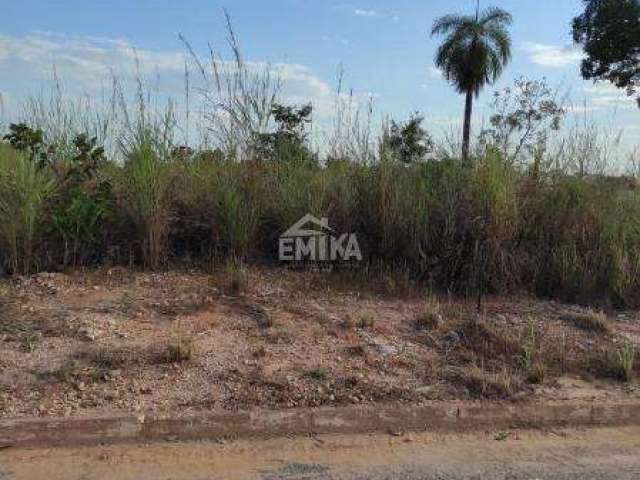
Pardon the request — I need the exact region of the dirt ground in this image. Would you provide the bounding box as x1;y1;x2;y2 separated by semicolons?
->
0;266;639;419
2;426;640;480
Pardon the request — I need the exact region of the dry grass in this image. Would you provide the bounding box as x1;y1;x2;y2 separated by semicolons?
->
165;320;195;363
526;361;546;384
415;294;444;331
357;312;376;329
561;310;610;334
456;365;517;399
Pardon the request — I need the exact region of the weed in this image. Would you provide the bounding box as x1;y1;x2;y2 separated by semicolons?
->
47;358;81;383
263;327;293;345
19;331;42;352
612;344;636;382
346;343;368;357
526;361;546;384
166;320;194;363
304;366;329;381
357;312;376;329
253;345;267;358
562;310;610;334
225;258;248;296
415;294;444;330
456;365;516;399
340;317;355;330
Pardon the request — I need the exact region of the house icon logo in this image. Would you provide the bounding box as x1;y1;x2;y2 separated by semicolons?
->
279;214;362;262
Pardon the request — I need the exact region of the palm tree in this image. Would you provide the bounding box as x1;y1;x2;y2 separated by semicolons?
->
431;5;512;162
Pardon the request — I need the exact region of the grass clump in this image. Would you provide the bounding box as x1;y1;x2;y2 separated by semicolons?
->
304;366;329;381
610;344;636;382
457;365;516;399
165;320;195;363
0;145;55;274
526;361;546;384
116;130;174;270
225;258;248;296
415;294;444;330
562;309;610;333
357;312;376;329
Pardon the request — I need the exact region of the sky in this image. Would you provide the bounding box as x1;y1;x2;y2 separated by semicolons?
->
0;0;638;154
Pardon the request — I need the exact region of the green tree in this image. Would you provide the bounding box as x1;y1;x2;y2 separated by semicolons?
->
431;5;512;162
381;113;433;163
253;103;314;163
573;0;640;107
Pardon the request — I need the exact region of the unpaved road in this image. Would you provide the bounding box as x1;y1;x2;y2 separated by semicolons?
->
1;426;639;479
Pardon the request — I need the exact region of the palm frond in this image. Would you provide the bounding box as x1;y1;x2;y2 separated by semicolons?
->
431;14;467;36
480;7;513;27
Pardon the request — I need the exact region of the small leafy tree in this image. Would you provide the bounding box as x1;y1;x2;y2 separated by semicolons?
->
51;134;111;266
3;123;49;168
381;113;434;163
480;78;565;164
573;0;640;107
253;103;314;163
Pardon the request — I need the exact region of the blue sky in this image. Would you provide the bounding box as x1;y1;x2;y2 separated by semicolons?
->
1;0;638;152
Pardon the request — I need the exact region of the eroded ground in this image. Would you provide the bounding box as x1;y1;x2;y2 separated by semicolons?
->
0;267;639;418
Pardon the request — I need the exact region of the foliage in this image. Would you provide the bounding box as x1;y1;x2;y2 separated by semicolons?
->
381;113;433;163
573;0;640;107
253;103;314;163
480;78;565;164
3;123;49;168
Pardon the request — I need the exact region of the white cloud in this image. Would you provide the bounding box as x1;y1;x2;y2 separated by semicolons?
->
582;82;636;110
522;42;584;68
354;9;377;17
0;31;341;126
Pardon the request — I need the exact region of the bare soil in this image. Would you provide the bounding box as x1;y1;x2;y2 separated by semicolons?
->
3;426;640;480
0;267;639;419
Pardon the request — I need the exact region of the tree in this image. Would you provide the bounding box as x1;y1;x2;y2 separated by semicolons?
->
480;77;565;164
381;112;434;163
573;0;640;107
431;5;512;162
253;103;315;163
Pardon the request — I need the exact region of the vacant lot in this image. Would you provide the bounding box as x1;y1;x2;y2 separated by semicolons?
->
0;267;638;419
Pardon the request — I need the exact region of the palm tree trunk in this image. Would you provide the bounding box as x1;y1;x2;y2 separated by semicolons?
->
462;90;473;163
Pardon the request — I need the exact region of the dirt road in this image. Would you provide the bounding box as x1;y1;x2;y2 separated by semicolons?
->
1;426;639;479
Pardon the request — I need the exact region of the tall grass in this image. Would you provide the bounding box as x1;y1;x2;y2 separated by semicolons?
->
116;128;174;270
1;22;639;309
0;144;55;274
